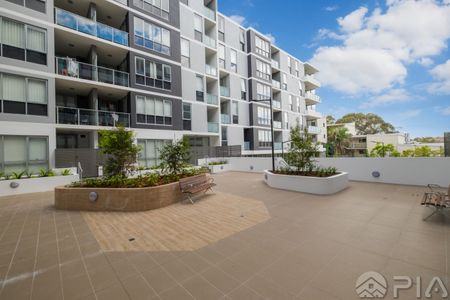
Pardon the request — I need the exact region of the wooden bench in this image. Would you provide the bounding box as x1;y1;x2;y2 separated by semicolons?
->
421;184;450;221
179;174;216;204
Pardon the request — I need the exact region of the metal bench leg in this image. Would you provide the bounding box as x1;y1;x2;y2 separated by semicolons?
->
423;207;440;221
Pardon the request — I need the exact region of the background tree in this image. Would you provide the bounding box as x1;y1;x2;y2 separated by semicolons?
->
285;126;318;172
335;113;396;135
326;115;335;125
159;136;191;175
99;126;141;177
369;143;400;157
327;127;351;156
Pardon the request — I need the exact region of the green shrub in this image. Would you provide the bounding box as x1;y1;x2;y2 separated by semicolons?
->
10;171;26;179
39;169;55;177
208;160;228;166
159;137;191;175
61;169;72;176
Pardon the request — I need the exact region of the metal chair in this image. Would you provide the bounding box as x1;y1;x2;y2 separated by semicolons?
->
421;184;450;221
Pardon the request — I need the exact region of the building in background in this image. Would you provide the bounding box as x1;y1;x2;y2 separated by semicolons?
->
0;0;324;176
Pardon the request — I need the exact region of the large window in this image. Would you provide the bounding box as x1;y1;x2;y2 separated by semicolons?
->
0;135;48;175
5;0;46;13
137;139;171;168
255;35;270;58
282;73;287;90
195;75;204;101
182;102;191;130
256;59;270;80
1;18;47;65
240;79;247;100
258;130;272;148
257;106;271;126
181;38;190;67
135;57;171;90
232;101;239;124
194;14;203;42
256;82;271;101
133;0;170;20
230;49;237;72
218;44;225;68
134;17;170;55
218;16;225;42
239;29;246;51
1;73;47;116
136;96;172;126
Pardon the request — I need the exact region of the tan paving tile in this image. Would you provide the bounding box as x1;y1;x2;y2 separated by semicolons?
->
200;266;240;294
181;275;224;299
120;274;158;300
227;285;264;300
159;284;194;300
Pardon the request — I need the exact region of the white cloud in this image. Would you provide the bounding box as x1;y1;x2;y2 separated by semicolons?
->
398;109;422;118
265;33;276;44
362;88;412;107
428;59;450;94
442;106;450;115
324;5;339;12
311;0;450;104
337;7;368;33
228;15;246;26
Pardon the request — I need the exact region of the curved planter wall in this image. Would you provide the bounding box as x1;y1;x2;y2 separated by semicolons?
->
55;181;182;211
0;175;79;197
264;170;349;195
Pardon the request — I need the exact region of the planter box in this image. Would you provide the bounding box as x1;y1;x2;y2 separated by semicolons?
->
263;170;349;195
209;164;231;174
0;175;79;197
55;181;183;212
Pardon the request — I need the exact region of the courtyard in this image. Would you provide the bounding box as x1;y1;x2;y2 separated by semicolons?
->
0;172;448;300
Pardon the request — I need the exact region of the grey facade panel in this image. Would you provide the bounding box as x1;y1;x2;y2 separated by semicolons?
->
128;12;181;63
129;52;182;97
129;91;183;131
247;30;271;63
129;0;180;28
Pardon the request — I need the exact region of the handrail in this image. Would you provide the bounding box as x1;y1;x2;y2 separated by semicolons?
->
56;106;130;127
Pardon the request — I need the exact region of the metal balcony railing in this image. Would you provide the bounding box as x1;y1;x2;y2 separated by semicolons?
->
204;6;216;20
208;122;219;133
220;86;230;97
56;106;130;127
274;142;282;150
307;125;321;134
221;114;231;124
205;64;217;76
273;121;282;129
272;79;281;89
55;57;129;87
204;35;216;48
271;59;279;69
244;142;251;150
206;93;218;105
272;100;281;109
304;92;321;103
55;8;128;46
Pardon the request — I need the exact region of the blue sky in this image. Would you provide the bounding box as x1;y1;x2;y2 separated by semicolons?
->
219;0;450;137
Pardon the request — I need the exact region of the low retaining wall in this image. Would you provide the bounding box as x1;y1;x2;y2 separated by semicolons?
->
199;157;450;187
54;181;183;211
0;175;79;197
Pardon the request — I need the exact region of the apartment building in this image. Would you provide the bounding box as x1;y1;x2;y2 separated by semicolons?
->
0;0;323;176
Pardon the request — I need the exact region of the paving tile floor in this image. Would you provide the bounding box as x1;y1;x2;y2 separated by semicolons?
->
0;172;448;300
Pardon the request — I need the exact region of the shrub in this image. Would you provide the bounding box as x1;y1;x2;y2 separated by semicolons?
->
39;169;55;177
208;160;228;166
61;169;72;176
10;171;26;180
159;137;191;175
285;126;319;172
99;126;140;178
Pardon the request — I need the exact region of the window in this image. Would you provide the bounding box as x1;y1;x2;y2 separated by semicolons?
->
232;101;239;124
5;0;46;13
289;95;293;111
240;79;247;100
181;38;190;67
284;112;288;129
1;18;47;65
258;130;272;147
256;83;271;101
0;135;48;175
287;57;292;74
137;139;171;168
218;16;225;42
1;73;47;116
134;17;170;55
239;29;246;51
194;14;203;42
296;96;300;112
135;57;171;90
135;96;172;125
182;103;192;130
218;44;226;69
257;106;271;126
180;0;188;5
230;49;237;72
282;73;287;90
221;126;227;146
196;75;204;101
255;35;270;58
295;61;300;77
256;59;271;80
133;0;170;20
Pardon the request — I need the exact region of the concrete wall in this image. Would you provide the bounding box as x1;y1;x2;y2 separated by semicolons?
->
199;157;450;187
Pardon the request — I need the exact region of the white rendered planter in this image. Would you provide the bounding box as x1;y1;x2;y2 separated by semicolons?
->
264;170;349;195
0;175;79;197
209;164;231;174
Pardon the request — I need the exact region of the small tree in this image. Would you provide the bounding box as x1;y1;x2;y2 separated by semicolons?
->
286;126;319;172
98;126;140;177
159;137;191;175
370;143;400;157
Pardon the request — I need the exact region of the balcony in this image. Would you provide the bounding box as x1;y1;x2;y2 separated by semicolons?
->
272;100;281;109
204;6;216;21
220;86;230;97
274;142;282;150
304;92;321;104
271;59;280;69
55;8;128;46
347;142;367;149
305;109;322;120
208;122;219;133
303;75;321;90
244;142;251;150
272;79;281;89
307;125;321;135
204;35;216;48
56;57;129;87
112;0;127;4
205;64;217;76
206;93;218;105
56;106;130;127
221;114;231;124
273;121;282;129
